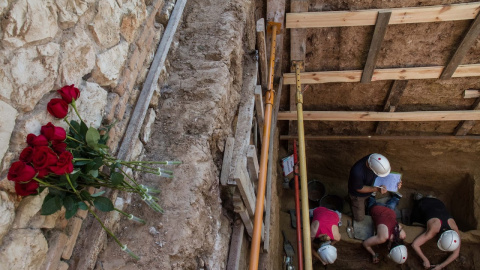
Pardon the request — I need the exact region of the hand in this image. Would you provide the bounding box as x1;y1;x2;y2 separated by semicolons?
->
431;265;443;270
397;181;402;190
423;259;431;269
380;185;387;194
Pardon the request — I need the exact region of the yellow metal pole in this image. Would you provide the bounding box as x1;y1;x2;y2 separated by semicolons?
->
248;21;280;270
294;61;313;270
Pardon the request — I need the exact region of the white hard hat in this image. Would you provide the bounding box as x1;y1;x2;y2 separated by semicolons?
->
368;153;391;177
317;243;337;264
438;230;460;252
389;245;407;264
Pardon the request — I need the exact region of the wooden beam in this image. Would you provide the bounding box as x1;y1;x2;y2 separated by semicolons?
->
280;135;480;140
220;137;235;186
286;2;480;28
232;160;257;218
277;110;480;121
247;145;259;184
256;19;268;91
361;11;391;83
233;192;254;237
454;98;480;135
254;85;264;133
441;12;480;79
464;89;480;98
376;80;409;134
283;64;480;84
227;221;245;270
267;0;286;81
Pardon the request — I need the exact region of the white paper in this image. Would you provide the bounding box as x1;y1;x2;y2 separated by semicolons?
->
282;155;294;176
374;172;402;192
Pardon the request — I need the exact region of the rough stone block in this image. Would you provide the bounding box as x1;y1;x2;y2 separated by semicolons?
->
0;101;17;164
0;191;15;245
104;92;120;124
70;82;108;129
57;261;69;270
92;41;129;88
128;45;142;71
156;0;175;26
0;229;48;269
114;90;131;120
58;27;95;86
42;231;68;270
62;217;83;260
12;189;48;229
88;0;122;49
56;0;91;29
0;66;14;99
2;0;59;48
140;109;156;144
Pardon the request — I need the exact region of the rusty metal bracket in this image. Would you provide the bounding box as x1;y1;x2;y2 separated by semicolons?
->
290;60;304;72
267;21;282;34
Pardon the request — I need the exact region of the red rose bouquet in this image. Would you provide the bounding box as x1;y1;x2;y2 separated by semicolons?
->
7;84;180;259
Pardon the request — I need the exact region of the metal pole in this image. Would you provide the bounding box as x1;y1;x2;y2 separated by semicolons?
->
294;61;313;270
293;140;304;270
248;21;280;270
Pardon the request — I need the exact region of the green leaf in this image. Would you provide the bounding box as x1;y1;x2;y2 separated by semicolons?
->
41;195;63;215
92;157;104;170
80;190;92;202
63;196;78;219
48;187;66;198
86;127;100;148
80;121;88;137
110;172;124;186
74;160;91;166
78;201;88;210
89;170;99;178
70;120;80;134
93;196;114;212
91;191;106;197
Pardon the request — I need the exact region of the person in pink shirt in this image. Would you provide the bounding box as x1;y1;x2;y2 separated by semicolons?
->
310;207;341;265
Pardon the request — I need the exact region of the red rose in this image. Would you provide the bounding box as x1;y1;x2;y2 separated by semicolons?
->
7;161;36;182
47;98;68;118
50;151;74;175
19;147;34;162
57;84;80;104
15;180;39;196
36;168;50;179
41;122;66;141
51;140;67;154
26;134;48;147
32;146;58;170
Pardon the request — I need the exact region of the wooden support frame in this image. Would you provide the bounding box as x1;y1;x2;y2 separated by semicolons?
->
454;98;480;135
361;11;391;83
247;145;259;184
256;19;268;91
254;86;264;141
440;12;480;79
280;135;480;140
283;64;480;84
277;110;480;121
227;221;245;270
286;2;480;28
220;137;235;186
376;80;409;134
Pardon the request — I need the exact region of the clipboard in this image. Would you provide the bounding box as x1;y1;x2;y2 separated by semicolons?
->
373;172;402;192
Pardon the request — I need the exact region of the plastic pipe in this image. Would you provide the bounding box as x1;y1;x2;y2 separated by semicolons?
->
293;140;304;270
248;22;279;270
295;63;313;270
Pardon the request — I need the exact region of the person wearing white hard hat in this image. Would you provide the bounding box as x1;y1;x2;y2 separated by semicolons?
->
348;153;402;221
362;194;407;264
411;196;461;270
310;207;341;265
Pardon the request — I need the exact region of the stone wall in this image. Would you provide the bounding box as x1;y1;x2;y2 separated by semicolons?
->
0;0;176;269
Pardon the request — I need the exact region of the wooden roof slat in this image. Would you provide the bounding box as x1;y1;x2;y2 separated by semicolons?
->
280;135;480;140
277;110;480;121
283;64;480;84
376;80;408;134
454;98;480;135
286;2;480;28
464;89;480;98
440;11;480;79
361;11;391;83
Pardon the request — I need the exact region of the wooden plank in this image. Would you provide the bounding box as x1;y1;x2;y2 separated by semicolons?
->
233;192;254;237
454;98;480;135
257;19;268;92
277;110;480;121
227;221;245;270
220;137;235;186
255;85;264;133
117;0;187;161
264;78;283;253
233;159;257;218
247;145;259;184
282;64;480;84
361;11;391;83
441;12;480;79
280;135;480;140
286;2;480;28
464;89;480;98
376;80;409;134
289;0;308;152
267;0;286;82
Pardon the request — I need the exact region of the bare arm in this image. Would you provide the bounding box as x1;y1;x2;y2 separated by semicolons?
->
433;220;461;270
362;225;388;256
412;224;437;268
356;185;386;194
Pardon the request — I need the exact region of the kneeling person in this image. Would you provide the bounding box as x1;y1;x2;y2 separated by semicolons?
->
310;207;341;265
362;194;407;264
